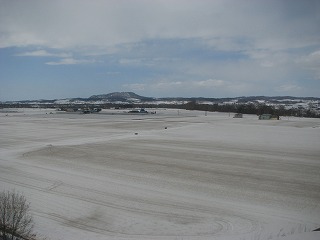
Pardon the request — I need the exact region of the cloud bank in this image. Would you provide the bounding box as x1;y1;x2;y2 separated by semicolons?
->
0;0;319;100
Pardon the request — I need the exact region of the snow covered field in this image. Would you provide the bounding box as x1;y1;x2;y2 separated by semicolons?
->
0;109;319;240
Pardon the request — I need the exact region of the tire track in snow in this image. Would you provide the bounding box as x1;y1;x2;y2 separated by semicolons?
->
0;163;258;237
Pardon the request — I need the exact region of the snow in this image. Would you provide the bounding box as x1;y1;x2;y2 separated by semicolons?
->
0;109;319;240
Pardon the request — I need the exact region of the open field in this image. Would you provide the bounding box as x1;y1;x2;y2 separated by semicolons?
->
0;109;320;240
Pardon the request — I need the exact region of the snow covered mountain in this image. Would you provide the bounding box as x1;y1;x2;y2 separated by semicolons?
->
89;92;154;102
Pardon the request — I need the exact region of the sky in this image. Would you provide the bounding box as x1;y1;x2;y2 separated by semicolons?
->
0;0;320;101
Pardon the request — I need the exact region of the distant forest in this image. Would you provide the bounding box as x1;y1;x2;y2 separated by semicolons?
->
1;101;319;118
182;101;319;118
149;101;319;118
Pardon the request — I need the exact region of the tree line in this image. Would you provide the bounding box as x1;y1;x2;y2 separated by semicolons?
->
1;101;319;118
182;101;319;118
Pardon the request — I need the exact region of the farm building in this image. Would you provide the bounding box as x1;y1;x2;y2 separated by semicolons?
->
233;113;243;118
259;114;279;120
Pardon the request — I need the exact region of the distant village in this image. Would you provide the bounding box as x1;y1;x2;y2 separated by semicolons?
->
1;92;320;118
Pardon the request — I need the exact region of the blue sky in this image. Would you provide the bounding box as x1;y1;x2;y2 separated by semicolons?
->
0;0;319;101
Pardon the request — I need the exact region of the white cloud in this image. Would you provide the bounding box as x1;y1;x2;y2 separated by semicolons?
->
1;0;319;98
196;79;226;87
203;37;252;52
260;61;274;68
118;57;169;67
296;49;320;80
122;83;146;91
124;79;226;92
244;49;294;68
119;58;143;65
123;78;262;97
15;50;70;57
45;58;95;65
0;31;46;48
300;50;320;67
0;0;318;51
155;81;183;89
275;84;302;93
310;50;320;58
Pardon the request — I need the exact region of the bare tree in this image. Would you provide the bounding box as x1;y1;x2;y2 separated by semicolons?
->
0;190;36;240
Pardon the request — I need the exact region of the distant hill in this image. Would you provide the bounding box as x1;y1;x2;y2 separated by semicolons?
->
2;92;319;118
89;92;155;102
2;92;319;105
